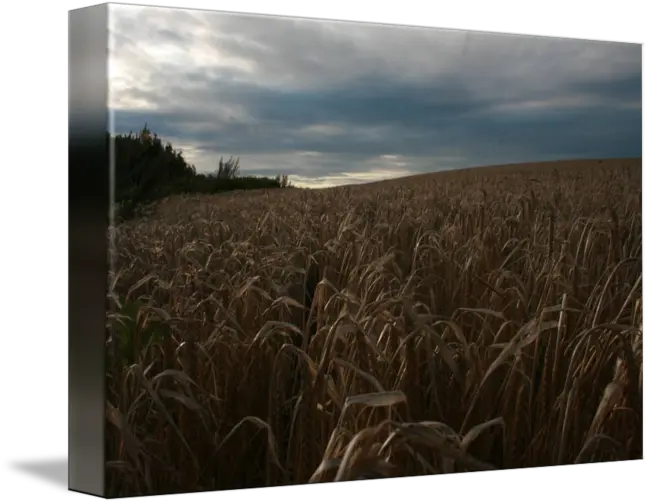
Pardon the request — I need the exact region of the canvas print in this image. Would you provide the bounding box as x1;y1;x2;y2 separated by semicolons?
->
69;3;642;498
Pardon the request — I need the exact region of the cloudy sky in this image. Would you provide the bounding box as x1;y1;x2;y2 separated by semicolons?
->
108;4;641;188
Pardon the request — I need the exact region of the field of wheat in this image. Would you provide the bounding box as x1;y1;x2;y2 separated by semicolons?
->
105;158;643;497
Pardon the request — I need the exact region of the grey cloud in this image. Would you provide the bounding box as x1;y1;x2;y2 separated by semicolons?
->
153;28;194;45
108;5;641;186
110;5;641;91
113;70;640;150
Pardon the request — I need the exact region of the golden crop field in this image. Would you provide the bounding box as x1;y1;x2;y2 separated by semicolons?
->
105;158;643;497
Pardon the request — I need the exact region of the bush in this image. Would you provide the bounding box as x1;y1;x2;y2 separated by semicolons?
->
112;125;289;220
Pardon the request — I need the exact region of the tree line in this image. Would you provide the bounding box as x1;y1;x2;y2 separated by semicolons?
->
113;125;291;220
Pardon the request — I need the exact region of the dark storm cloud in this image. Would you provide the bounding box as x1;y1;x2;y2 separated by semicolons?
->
113;71;641;156
109;5;642;186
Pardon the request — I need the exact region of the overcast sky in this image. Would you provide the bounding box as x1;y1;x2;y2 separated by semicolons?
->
108;4;641;188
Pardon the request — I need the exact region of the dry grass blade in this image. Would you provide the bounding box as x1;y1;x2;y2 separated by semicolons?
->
251;321;304;346
587;381;625;439
136;366;199;467
106;401;144;469
141;306;173;322
320;392;406;464
151;369;197;387
461;417;505;450
309;458;343;483
344;391;407;409
158;389;202;412
557;377;580;465
575;434;627;463
333;425;382;482
333;358;386;393
125;273;157;303
393;422;497;471
215;416;286;473
265;295;307;313
455;307;506;321
461;318;556;433
422;328;465;387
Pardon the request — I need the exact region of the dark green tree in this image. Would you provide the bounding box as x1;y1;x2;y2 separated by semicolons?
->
111;125;286;220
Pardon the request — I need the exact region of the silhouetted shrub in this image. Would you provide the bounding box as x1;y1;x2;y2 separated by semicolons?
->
112;125;288;220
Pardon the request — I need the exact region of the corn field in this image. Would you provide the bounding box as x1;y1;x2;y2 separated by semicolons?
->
105;158;642;497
